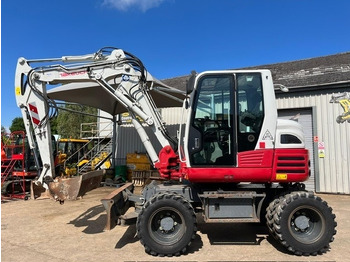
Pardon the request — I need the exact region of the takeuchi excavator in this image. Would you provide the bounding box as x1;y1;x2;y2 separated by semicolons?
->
15;47;336;257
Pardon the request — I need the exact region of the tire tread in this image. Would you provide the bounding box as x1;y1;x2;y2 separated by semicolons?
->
266;191;336;255
137;192;197;256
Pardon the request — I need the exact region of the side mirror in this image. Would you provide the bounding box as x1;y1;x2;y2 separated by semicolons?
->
186;70;197;95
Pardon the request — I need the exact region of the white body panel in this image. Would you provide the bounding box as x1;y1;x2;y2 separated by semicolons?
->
275;119;306;148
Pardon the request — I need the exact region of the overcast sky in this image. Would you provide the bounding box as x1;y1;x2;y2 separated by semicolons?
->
2;0;350;129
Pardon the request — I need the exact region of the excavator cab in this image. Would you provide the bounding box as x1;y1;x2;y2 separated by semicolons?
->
187;73;266;166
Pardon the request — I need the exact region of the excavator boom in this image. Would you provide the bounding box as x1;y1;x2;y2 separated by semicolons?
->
15;47;183;201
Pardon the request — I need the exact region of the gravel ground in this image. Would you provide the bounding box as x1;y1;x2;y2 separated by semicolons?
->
1;186;349;262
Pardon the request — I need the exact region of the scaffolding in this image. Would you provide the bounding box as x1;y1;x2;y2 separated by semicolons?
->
1;131;37;200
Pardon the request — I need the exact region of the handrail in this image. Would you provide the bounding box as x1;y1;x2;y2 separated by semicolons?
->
63;121;114;171
80;121;113;138
77;139;113;174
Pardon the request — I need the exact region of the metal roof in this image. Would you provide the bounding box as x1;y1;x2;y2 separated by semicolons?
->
47;77;185;115
162;52;350;91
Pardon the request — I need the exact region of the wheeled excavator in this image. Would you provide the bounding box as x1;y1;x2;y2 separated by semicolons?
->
15;47;336;256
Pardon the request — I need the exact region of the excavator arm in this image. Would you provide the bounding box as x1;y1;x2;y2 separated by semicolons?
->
15;47;183;201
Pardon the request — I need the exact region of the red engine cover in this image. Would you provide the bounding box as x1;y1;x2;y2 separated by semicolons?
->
184;149;309;183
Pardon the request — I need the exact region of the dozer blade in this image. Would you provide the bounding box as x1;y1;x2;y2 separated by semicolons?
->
101;182;134;230
48;170;104;201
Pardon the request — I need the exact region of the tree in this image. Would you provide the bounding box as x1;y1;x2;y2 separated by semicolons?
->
8;117;57;135
50;117;58;135
9;117;25;133
1;125;10;146
56;104;97;138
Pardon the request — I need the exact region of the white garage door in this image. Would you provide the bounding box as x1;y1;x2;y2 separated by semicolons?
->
278;108;315;192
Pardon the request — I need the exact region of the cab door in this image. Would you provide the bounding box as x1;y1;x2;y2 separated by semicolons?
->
187;74;236;166
187;72;265;167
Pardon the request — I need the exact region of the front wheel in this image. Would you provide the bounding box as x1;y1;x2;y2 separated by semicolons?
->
268;191;337;255
137;192;197;256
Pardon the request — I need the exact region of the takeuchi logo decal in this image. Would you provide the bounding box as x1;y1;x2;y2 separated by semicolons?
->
329;92;350;124
60;71;87;77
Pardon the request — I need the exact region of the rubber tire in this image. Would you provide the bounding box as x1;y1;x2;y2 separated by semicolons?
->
137;192;197;256
267;191;336;255
266;196;283;239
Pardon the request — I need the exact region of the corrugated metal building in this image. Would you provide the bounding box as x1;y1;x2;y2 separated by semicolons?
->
102;52;350;194
255;53;350;194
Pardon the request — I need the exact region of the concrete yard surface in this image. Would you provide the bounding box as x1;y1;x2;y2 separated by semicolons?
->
1;186;350;262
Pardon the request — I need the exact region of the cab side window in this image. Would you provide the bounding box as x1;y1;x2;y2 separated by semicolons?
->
237;73;264;152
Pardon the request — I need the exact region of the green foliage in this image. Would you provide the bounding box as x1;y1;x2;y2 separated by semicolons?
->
9;117;25;133
56;104;97;138
50;117;58;135
1;125;10;145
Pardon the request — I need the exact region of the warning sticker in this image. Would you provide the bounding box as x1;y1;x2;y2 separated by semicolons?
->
276;173;288;180
29;103;40;127
318;149;325;158
15;87;21;96
262;129;273;140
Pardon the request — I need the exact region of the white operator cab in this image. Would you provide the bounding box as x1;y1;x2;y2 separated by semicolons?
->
180;70;278;168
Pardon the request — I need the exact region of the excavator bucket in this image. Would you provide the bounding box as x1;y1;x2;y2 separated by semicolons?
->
31;170;105;201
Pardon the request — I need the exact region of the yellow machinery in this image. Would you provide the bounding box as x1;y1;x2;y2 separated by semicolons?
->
90;151;111;170
56;138;90;176
330;92;350;123
126;153;150;181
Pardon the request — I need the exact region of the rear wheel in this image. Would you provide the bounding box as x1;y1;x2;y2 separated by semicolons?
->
137;192;197;256
266;196;282;239
267;191;336;255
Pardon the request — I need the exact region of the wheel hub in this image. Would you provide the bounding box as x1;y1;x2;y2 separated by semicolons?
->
160;216;175;232
294;215;310;231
